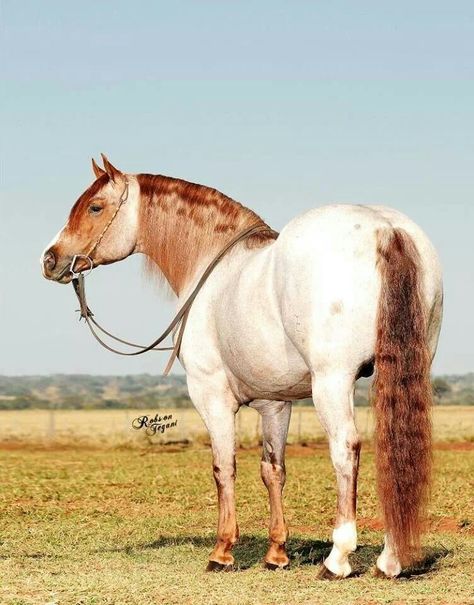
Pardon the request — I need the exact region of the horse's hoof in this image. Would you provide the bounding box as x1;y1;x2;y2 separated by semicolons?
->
317;564;342;580
374;567;397;579
264;560;290;571
206;560;234;572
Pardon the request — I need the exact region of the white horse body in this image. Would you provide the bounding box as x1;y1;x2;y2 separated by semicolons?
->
42;159;443;579
179;202;442;578
180;204;442;402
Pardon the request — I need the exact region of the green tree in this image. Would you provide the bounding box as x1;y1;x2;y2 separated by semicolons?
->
432;378;451;402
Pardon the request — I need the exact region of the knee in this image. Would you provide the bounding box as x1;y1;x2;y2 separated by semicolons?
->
331;430;360;458
347;434;361;455
213;461;236;486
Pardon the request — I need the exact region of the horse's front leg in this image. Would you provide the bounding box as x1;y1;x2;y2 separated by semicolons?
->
188;382;240;571
250;399;292;569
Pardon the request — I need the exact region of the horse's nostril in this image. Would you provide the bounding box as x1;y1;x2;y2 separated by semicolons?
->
43;250;56;271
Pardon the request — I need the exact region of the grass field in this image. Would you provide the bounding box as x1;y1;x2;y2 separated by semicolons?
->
0;407;473;605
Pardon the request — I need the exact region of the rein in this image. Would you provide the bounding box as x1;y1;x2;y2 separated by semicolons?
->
70;223;270;375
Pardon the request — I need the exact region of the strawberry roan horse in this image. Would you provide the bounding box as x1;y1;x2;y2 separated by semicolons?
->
41;156;443;578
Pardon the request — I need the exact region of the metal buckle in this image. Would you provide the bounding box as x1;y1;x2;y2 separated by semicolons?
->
70;254;94;278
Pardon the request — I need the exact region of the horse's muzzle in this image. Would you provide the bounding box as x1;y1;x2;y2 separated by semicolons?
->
41;249;73;283
42;249;56;272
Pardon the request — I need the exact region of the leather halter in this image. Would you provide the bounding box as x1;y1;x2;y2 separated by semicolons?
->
56;180;131;281
70;222;271;375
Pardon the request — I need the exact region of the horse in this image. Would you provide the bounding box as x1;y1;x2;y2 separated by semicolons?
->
41;155;443;578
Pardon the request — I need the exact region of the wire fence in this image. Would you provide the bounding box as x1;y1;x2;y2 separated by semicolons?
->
1;405;473;448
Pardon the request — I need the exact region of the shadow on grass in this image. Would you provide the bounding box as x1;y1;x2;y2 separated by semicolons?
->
235;536;333;570
97;535;451;577
398;546;451;579
97;535;328;569
98;535;215;556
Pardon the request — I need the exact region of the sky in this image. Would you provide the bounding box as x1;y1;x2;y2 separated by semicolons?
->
1;1;473;375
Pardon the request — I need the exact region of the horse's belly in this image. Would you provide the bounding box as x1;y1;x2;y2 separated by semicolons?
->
223;337;313;401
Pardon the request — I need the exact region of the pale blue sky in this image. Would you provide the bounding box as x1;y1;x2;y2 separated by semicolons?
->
1;1;473;375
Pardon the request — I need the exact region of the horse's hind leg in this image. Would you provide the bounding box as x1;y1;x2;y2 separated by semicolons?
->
312;373;361;579
249;399;292;569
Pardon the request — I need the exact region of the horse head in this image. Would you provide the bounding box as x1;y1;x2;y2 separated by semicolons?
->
41;155;139;283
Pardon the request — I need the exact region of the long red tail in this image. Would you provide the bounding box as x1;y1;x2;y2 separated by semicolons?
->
373;228;432;565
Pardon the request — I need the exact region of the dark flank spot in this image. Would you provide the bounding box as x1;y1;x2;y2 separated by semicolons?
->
176;208;187;216
354;223;361;230
330;301;343;315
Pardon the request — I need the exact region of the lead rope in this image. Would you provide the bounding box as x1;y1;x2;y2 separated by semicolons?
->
71;223;272;375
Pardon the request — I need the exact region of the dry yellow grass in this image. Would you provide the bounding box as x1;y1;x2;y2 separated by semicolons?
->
0;405;472;448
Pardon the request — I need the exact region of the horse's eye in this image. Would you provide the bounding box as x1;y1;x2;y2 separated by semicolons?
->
89;204;103;215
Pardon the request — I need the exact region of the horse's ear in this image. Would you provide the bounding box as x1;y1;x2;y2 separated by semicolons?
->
100;154;122;182
92;158;106;179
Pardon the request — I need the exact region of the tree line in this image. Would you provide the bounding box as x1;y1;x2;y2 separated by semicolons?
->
0;373;472;410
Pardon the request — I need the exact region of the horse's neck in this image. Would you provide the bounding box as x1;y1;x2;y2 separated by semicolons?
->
136;173;275;295
176;243;252;305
